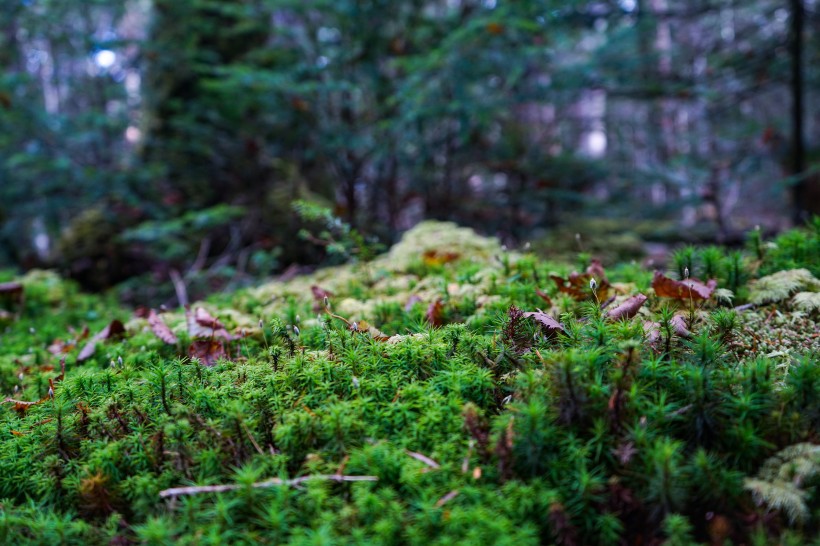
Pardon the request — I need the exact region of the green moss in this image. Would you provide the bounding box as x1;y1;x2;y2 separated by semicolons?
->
0;223;819;544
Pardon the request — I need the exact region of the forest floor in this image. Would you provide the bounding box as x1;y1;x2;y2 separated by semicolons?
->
0;220;818;545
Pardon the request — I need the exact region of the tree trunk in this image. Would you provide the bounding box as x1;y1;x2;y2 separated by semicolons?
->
790;0;809;222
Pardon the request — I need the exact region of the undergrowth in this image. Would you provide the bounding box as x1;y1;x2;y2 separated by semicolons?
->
0;221;818;545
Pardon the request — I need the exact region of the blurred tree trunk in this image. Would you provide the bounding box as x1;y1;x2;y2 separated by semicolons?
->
790;0;815;221
140;0;268;210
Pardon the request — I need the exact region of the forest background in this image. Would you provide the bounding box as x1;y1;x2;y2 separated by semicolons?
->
0;0;818;305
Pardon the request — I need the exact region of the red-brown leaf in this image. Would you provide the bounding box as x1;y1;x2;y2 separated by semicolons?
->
351;320;391;342
523;311;565;336
186;307;233;340
605;294;647;321
652;271;717;300
47;339;75;355
586;259;608;284
425;298;444;327
194;307;225;330
188;339;227;367
551;260;611;300
148;309;178;344
670;315;692;338
535;288;552;305
311;285;333;302
77;320;125;362
422;249;461;266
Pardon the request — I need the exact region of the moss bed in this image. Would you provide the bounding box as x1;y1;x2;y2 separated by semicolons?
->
0;221;818;545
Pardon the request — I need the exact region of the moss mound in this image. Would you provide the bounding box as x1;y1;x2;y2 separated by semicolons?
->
0;222;818;545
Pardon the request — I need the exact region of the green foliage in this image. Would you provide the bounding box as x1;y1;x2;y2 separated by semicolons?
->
1;218;819;545
759;218;820;278
293;201;382;264
122;205;247;264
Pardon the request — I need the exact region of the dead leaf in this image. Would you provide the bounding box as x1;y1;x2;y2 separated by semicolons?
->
186;307;233;340
311;285;333;301
670;315;692;338
425;299;444;327
643;322;661;346
535;288;552;305
77;320;125;362
311;285;333;311
643;314;692;345
48;339;76;355
605;294;647;321
652;271;716;300
148;310;178;344
404;295;422;311
351;320;391;342
188;339;227;367
523;311;565;336
56;357;66;382
485;22;504;35
551;259;611;300
422;250;461;267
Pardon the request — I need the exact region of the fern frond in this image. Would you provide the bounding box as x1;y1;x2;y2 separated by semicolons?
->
791;292;820;313
743;478;809;524
749;269;820;304
744;443;820;524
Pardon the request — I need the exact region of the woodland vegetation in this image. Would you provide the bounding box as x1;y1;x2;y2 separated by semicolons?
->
0;218;818;544
1;2;819;544
0;0;819;302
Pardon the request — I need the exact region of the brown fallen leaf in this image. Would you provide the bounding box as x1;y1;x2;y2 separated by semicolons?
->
311;285;333;311
670;315;692;338
523;310;565;336
422;249;461;267
535;288;552;305
551;259;611;300
148;309;178;344
605;294;648;321
47;339;76;355
186;307;233;340
351;320;391;342
77;320;126;362
643;322;661;346
643;314;692;346
188;339;228;367
652;271;717;300
425;298;444;327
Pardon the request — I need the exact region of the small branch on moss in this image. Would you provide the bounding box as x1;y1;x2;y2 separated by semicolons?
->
405;450;440;469
241;421;265;456
159;474;378;498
